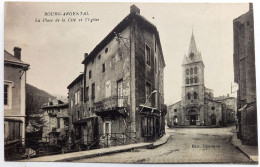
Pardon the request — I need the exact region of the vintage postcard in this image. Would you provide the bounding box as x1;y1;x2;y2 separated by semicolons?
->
2;1;258;165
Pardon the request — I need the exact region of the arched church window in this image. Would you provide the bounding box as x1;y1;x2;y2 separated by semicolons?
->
194;76;198;83
186;77;189;84
190;77;193;84
187;93;191;100
190;68;193;74
190;52;194;59
194;92;198;99
194;67;198;74
186;69;189;75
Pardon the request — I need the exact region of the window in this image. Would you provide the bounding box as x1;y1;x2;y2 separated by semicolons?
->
194;76;198;83
194;67;198;74
57;118;60;128
4;84;8;105
186;69;189;75
5;121;22;142
186;77;189;84
70;99;74;108
98;54;101;59
154;58;157;73
102;63;106;72
105;48;108;53
145;82;152;100
83;108;86;117
89;70;92;79
190;68;193;74
187;93;191;100
80;88;83;101
74;91;80;105
92;83;95;99
77;110;80;120
155;39;157;53
190;77;193;84
145;44;151;66
4;82;12;109
174;109;177;112
85;87;89;101
194;92;198;99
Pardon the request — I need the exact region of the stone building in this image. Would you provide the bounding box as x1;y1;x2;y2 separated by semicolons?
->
167;32;230;127
214;95;237;125
67;74;99;146
41;99;69;144
233;3;257;145
67;5;166;146
4;47;30;145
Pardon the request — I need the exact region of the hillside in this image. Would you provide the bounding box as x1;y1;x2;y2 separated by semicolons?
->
26;83;56;115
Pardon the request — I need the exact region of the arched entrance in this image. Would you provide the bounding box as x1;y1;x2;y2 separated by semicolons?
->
211;114;216;125
173;116;178;125
188;108;197;125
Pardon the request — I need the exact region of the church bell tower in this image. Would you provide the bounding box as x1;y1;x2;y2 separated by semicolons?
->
181;31;205;126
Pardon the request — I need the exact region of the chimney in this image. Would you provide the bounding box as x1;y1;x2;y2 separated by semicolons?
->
130;5;140;14
84;53;88;59
227;94;230;97
249;3;253;11
13;47;22;60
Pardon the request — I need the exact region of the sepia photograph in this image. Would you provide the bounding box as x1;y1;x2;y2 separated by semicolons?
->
1;1;258;165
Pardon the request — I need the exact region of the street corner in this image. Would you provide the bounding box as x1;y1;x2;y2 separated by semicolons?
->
150;133;172;149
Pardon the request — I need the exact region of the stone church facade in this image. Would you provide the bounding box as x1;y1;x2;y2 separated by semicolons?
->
167;32;224;127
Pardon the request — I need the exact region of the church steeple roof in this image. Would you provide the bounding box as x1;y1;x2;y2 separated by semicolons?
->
182;31;203;65
188;30;198;54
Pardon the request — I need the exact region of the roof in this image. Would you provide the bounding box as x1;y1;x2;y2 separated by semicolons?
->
42;103;68;109
168;101;181;107
182;32;203;65
81;10;165;67
67;74;83;89
4;50;30;69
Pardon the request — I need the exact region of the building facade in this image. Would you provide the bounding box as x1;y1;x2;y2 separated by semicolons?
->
233;4;257;145
167;32;233;127
4;47;30;145
41;99;69;144
67;74;99;147
68;5;166;147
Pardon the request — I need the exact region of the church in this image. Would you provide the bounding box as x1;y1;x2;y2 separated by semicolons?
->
167;32;231;127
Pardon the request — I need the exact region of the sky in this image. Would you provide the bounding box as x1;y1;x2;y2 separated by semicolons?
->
4;2;250;105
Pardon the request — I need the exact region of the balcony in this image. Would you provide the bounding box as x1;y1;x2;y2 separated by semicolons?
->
94;96;128;117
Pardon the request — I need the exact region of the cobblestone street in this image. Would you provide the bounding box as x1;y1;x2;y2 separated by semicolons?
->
74;126;251;164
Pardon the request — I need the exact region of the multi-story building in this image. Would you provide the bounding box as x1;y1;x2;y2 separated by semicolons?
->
167;32;225;127
233;3;257;145
4;47;30;145
214;95;237;125
41;99;69;144
68;5;166;146
67;74;99;146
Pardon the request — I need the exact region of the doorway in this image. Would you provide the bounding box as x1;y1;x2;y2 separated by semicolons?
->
190;115;196;125
211;114;216;125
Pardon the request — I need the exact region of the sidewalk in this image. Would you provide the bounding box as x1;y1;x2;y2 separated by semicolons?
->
21;134;171;162
231;133;258;163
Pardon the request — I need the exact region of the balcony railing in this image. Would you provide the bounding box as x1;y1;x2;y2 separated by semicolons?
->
94;96;128;112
